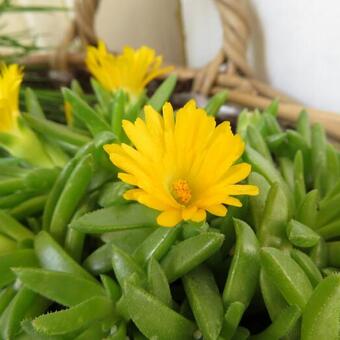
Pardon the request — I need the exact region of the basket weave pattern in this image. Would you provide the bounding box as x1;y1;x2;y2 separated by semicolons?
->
22;0;340;140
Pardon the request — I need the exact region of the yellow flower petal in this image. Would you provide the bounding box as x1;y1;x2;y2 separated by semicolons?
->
103;143;121;154
137;193;174;211
206;204;228;216
182;206;198;221
157;210;182;227
144;105;163;138
123;189;143;200
191;209;207;223
0;64;23;133
162;102;175;131
227;184;260;196
222;163;251;184
223;197;242;207
117;173;138;186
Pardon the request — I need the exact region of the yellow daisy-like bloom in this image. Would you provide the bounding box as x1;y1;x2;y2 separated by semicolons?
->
104;100;259;227
85;41;172;98
0;64;23;132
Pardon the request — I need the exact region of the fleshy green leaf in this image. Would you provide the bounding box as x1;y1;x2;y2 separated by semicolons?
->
261;247;313;310
147;75;177;112
301;275;340;340
70;203;159;233
13;267;105;307
122;281;195;340
31;296;115;336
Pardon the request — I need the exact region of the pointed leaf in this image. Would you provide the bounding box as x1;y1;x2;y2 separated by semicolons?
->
70;203;159;233
13;268;105;307
32;296;115;336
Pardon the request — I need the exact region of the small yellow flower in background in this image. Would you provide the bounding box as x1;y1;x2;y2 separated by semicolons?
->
0;64;23;132
64;101;73;126
0;63;55;167
86;41;172;98
104;100;259;227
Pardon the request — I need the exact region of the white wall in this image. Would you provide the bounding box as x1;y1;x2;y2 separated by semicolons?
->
181;0;223;68
182;0;340;113
250;0;340;113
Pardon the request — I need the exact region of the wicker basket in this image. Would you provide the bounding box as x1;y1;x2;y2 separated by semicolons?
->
21;0;340;141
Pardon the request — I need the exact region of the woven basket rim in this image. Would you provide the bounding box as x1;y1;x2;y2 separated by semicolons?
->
18;0;340;141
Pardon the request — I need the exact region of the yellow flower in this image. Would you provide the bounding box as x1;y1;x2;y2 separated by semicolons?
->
86;41;172;98
0;64;23;132
104;100;259;227
0;63;55;167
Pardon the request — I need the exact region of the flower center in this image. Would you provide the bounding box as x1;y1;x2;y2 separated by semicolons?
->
172;179;192;205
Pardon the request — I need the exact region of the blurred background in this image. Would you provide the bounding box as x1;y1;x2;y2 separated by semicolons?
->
2;0;340;112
